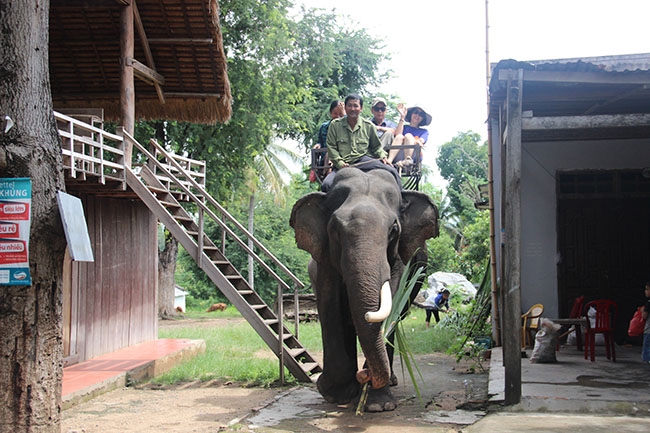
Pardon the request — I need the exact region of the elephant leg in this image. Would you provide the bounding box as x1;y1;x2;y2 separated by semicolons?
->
362;333;398;388
314;269;360;404
364;385;398;412
317;320;359;405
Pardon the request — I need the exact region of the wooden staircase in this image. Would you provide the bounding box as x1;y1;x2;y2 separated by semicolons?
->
123;133;322;383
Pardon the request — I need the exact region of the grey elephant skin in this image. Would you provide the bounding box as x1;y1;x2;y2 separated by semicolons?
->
290;168;439;412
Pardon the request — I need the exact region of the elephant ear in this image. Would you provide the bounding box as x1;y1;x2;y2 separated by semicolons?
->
398;191;440;264
290;192;329;263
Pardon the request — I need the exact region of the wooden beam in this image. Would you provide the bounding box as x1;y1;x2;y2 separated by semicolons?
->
50;91;224;99
133;1;165;104
120;1;135;135
127;58;165;85
147;38;214;44
164;92;225;98
522;113;650;130
498;68;650;85
503;68;523;405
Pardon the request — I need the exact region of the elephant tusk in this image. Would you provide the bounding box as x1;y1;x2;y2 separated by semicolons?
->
364;281;392;323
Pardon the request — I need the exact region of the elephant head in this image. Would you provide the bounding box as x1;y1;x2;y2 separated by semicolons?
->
290;168;439;412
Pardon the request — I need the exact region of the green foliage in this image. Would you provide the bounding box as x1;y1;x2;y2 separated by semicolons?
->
436;131;488;222
423;131;491;284
175;175;313;305
427;231;461;274
457;212;491;282
291;7;389;149
444;261;493;373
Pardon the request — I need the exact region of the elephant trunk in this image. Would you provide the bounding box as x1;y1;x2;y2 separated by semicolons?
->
364;281;392;323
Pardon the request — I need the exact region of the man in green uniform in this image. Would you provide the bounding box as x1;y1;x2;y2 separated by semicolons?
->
322;94;402;192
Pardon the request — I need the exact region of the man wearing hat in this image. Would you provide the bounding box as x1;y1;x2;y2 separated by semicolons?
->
369;97;401;150
386;105;432;167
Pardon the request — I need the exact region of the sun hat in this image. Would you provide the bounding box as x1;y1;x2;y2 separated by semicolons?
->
405;106;432;126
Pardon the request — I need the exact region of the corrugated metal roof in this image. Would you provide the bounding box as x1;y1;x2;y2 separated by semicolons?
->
491;52;650;75
488;53;650;141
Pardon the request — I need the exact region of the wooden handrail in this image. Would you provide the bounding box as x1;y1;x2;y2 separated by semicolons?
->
55;110;206;189
122;131;305;293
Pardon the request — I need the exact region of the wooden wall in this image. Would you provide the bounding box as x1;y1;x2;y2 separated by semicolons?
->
65;195;158;363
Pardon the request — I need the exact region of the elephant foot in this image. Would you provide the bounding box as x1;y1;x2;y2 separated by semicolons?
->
364;385;397;412
317;373;360;405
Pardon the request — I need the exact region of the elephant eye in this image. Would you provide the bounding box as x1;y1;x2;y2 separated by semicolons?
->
389;222;399;237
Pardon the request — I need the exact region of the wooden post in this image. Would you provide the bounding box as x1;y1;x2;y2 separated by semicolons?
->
503;68;523;405
120;1;135;135
487;117;501;346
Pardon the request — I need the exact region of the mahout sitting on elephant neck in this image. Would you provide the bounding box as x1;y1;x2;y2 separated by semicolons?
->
290;169;439;413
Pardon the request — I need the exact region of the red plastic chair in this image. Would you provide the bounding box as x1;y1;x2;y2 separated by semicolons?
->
583;300;618;362
569;296;585;319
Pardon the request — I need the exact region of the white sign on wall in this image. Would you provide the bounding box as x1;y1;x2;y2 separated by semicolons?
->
57;191;94;262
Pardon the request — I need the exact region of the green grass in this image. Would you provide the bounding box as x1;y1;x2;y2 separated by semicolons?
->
156;306;455;387
401;307;460;353
157;310;322;387
174;305;243;320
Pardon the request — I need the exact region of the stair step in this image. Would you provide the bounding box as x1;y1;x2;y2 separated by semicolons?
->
300;362;320;373
174;215;194;222
212;260;229;266
263;319;279;326
287;347;306;358
159;200;180;208
250;304;267;310
225;274;243;280
146;185;169;195
238;290;254;295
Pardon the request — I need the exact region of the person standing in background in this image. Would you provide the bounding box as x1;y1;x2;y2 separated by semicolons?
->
424;289;451;328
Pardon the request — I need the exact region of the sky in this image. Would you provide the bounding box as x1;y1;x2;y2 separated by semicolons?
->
291;0;650;189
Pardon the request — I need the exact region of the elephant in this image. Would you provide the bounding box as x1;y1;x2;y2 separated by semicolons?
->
290;167;439;412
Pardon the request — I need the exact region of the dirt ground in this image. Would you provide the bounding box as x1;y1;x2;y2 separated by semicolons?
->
62;318;490;433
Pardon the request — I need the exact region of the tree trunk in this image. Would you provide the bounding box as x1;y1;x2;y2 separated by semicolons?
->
158;228;179;317
0;1;68;431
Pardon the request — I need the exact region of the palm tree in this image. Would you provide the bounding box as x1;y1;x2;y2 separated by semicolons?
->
246;140;304;288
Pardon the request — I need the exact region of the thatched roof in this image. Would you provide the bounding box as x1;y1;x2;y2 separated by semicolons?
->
49;0;232;124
